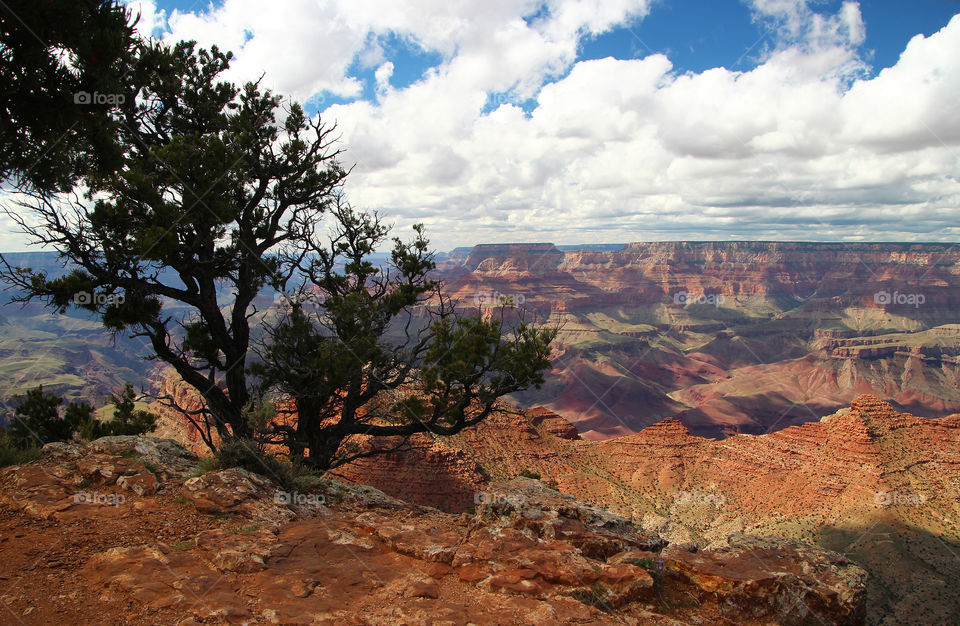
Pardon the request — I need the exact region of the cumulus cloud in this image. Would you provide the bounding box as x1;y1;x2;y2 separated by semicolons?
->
374;61;394;95
747;0;866;51
841;24;960;151
122;0;652;103
3;0;955;252
329;6;960;249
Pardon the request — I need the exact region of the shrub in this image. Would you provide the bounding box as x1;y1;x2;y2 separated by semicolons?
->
198;438;323;493
0;431;40;468
6;385;93;449
80;383;158;439
569;582;612;612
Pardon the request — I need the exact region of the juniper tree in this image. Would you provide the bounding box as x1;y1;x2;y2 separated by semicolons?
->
2;41;346;447
2;38;555;466
251;202;557;470
0;0;136;193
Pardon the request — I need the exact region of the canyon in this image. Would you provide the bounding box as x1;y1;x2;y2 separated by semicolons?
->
2;395;955;624
3;242;960;624
436;241;960;439
5;241;960;443
336;395;960;625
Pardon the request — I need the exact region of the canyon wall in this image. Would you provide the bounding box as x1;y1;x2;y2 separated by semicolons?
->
437;241;960;439
338;396;960;624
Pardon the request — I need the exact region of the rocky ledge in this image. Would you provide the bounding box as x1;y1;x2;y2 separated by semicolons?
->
0;436;866;624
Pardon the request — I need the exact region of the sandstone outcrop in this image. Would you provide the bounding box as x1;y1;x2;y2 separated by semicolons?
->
0;435;870;625
662;535;867;625
332;435;489;512
339;395;960;624
526;406;581;440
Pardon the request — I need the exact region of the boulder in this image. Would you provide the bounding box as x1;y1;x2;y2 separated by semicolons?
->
660;534;867;625
181;468;294;526
87;436;199;480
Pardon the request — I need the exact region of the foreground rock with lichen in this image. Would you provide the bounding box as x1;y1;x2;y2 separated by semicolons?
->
0;436;866;624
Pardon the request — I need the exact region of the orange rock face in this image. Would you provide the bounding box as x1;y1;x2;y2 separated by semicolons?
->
138;334;960;622
662;535;866;625
329;395;959;524
332;406;583;511
338;395;960;623
526;406;581;440
0;436;870;625
332;435;488;512
146;368;215;454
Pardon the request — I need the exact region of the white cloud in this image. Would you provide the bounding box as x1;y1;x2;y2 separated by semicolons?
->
841;20;960;151
374;61;394;95
123;0;167;39
840;1;866;46
746;0;866;51
4;1;957;252
329;7;960;249
124;0;652;104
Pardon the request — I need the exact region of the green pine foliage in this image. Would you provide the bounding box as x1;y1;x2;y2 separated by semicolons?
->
6;384;94;449
80;383;159;439
1;25;556;471
251;203;557;471
0;0;136;193
2;40;346;450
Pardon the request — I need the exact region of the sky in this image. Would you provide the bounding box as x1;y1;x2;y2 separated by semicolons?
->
6;0;960;251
